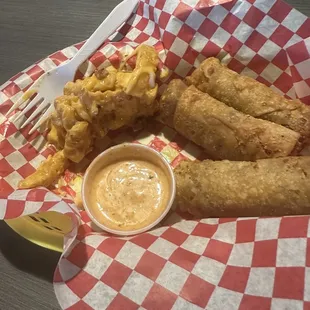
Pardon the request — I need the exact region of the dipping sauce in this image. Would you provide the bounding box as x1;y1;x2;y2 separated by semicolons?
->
88;159;170;231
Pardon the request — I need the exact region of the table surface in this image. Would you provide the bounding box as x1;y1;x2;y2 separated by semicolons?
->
0;0;309;309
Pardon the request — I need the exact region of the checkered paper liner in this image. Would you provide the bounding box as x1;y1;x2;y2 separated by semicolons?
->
1;0;310;309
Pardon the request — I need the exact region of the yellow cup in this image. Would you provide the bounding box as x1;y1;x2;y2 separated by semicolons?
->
5;211;73;252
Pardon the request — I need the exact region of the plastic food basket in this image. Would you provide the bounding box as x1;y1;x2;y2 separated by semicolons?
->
5;212;73;252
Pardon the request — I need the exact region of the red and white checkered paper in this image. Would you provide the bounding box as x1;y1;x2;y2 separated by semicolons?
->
1;0;310;309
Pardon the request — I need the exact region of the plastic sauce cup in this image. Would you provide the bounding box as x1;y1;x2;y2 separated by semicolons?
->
82;143;176;236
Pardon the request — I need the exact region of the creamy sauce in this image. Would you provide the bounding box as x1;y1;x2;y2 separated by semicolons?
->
88;159;170;231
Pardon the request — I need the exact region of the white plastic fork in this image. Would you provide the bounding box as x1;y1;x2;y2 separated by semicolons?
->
7;0;138;134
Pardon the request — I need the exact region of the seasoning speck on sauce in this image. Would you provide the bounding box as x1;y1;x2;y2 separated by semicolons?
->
88;159;170;231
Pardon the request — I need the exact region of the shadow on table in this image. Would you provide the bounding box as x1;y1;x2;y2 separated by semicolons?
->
0;221;61;282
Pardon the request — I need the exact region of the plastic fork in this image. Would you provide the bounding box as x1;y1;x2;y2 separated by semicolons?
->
7;0;138;134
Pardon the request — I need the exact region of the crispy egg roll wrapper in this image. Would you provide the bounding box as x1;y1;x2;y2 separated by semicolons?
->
175;157;310;217
186;57;310;142
157;79;187;127
173;86;300;160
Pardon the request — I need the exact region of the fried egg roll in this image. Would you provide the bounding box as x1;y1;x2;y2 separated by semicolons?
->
186;57;310;143
157;79;187;127
175;157;310;217
173;86;300;160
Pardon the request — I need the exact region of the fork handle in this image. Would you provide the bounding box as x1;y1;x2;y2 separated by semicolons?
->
69;0;139;70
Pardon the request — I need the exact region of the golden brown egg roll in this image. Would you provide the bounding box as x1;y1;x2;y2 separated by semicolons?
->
175;157;310;217
186;57;310;143
157;79;187;127
173;86;300;161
